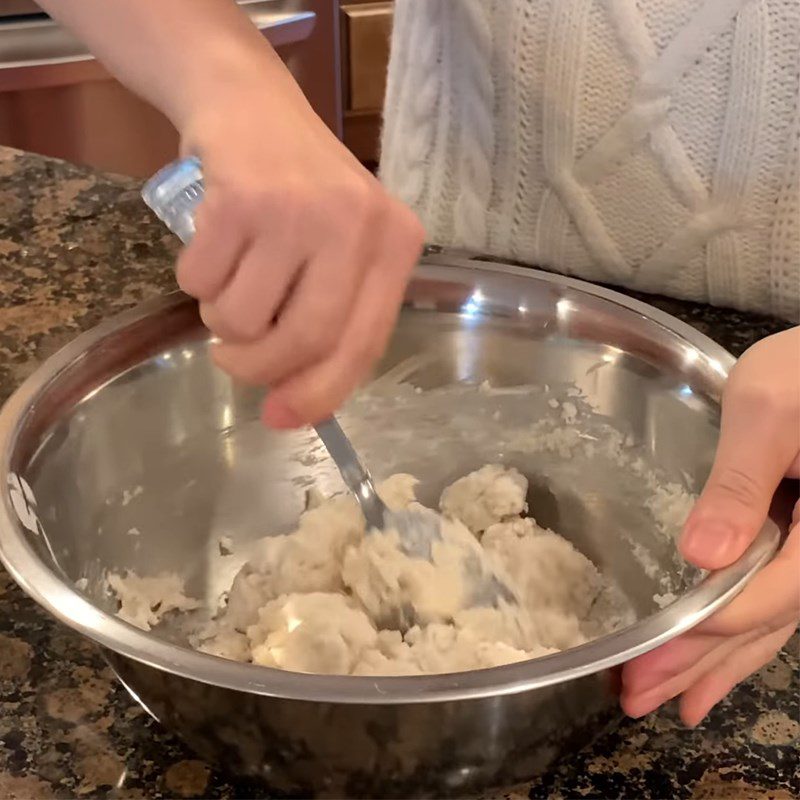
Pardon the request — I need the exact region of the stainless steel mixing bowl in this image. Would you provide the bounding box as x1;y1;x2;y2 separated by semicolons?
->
0;255;779;798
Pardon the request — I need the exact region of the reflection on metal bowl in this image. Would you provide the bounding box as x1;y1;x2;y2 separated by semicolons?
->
0;255;779;798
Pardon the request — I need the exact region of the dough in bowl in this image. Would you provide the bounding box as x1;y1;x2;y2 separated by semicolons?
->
181;465;635;675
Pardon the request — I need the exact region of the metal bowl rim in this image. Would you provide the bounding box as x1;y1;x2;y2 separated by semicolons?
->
0;259;779;704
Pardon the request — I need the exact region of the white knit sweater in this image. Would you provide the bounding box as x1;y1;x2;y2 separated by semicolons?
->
380;0;800;320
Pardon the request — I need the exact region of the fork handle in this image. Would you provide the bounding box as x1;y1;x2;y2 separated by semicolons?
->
314;417;387;529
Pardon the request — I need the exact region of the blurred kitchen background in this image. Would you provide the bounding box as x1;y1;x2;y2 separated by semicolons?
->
0;0;391;176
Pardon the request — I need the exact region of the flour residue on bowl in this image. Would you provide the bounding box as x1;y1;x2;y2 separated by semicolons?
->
105;571;200;631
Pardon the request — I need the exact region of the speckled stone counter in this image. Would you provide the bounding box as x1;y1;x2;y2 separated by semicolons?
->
0;146;797;800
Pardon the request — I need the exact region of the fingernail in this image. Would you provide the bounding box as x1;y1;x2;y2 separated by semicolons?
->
262;400;304;430
680;519;740;567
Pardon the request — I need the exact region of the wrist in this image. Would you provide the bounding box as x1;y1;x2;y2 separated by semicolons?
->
172;37;312;147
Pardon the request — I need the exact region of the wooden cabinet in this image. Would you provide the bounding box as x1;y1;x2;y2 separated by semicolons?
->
0;1;341;177
0;0;390;175
340;1;393;166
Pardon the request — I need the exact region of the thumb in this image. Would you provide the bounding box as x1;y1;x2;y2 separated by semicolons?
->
680;387;795;570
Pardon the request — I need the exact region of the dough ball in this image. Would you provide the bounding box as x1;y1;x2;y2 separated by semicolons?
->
377;473;419;511
223;566;278;631
198;627;250;662
342;515;489;626
404;620;534;673
481;516;543;548
352;630;420;675
483;525;603;645
235;493;366;613
439;464;528;535
247;592;379;674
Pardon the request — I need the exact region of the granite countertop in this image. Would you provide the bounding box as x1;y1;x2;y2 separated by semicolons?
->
0;146;797;800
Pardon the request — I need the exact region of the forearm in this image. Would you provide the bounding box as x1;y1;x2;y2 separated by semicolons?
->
37;0;308;132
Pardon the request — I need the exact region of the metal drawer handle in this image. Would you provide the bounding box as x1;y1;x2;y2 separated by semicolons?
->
250;10;317;47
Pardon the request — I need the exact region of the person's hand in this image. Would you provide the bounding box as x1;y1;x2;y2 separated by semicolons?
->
621;327;800;726
176;78;425;429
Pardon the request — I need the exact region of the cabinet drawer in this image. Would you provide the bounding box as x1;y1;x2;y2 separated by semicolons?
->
341;1;393;112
